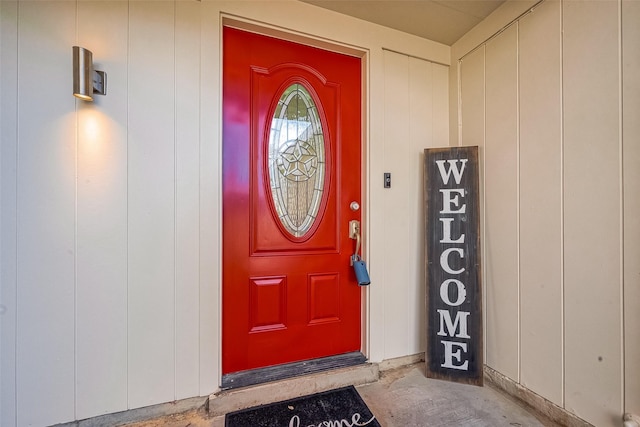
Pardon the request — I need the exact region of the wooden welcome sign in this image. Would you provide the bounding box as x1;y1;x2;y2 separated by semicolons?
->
424;146;483;386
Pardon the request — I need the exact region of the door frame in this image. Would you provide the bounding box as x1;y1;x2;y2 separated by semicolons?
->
218;15;371;385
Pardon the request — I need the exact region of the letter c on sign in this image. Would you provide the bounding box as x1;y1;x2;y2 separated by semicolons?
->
440;279;467;306
440;247;465;274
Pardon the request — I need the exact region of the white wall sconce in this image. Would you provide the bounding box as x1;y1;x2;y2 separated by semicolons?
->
72;46;107;101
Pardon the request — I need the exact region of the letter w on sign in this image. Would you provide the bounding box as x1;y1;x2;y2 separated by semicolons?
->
436;159;468;185
424;146;483;386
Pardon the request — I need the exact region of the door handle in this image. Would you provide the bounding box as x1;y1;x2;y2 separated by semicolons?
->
349;220;361;265
349;219;371;286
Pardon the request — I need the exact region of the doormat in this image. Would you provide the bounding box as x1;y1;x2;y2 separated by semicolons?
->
225;385;381;427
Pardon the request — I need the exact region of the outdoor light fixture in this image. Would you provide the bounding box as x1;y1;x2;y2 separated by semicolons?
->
73;46;106;101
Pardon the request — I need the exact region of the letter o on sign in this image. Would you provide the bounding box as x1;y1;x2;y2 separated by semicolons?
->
440;279;467;306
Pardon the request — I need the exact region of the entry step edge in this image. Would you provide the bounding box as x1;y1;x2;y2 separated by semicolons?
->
209;362;380;417
222;352;367;389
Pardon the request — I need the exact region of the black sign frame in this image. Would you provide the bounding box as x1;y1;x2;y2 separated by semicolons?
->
424;146;483;386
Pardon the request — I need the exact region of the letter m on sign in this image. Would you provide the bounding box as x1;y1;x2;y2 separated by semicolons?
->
424;146;483;386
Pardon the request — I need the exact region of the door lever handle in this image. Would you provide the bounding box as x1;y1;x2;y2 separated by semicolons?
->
349;220;361;266
349;219;370;285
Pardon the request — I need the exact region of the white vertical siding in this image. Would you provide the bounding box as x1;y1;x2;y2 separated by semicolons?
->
127;1;177;408
367;47;387;365
382;51;448;359
76;1;129;420
383;50;411;358
16;3;77;426
459;46;485;361
175;0;202;401
408;57;432;352
455;0;635;425
518;0;563;405
1;2;19;426
484;24;519;381
563;1;622;424
623;0;640;416
459;48;485;149
1;1;207;424
198;1;220;398
432;66;449;149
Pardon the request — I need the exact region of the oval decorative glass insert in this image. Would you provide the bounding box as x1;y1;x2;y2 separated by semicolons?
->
268;83;326;238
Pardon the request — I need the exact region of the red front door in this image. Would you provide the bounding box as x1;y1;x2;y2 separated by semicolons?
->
222;27;363;374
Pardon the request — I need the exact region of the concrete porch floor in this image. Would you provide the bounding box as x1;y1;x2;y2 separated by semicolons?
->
122;363;559;427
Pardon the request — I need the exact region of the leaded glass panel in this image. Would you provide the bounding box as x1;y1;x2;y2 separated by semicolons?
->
268;84;326;238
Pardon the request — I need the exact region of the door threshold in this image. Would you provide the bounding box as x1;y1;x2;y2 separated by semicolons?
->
210;359;379;417
221;351;367;390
